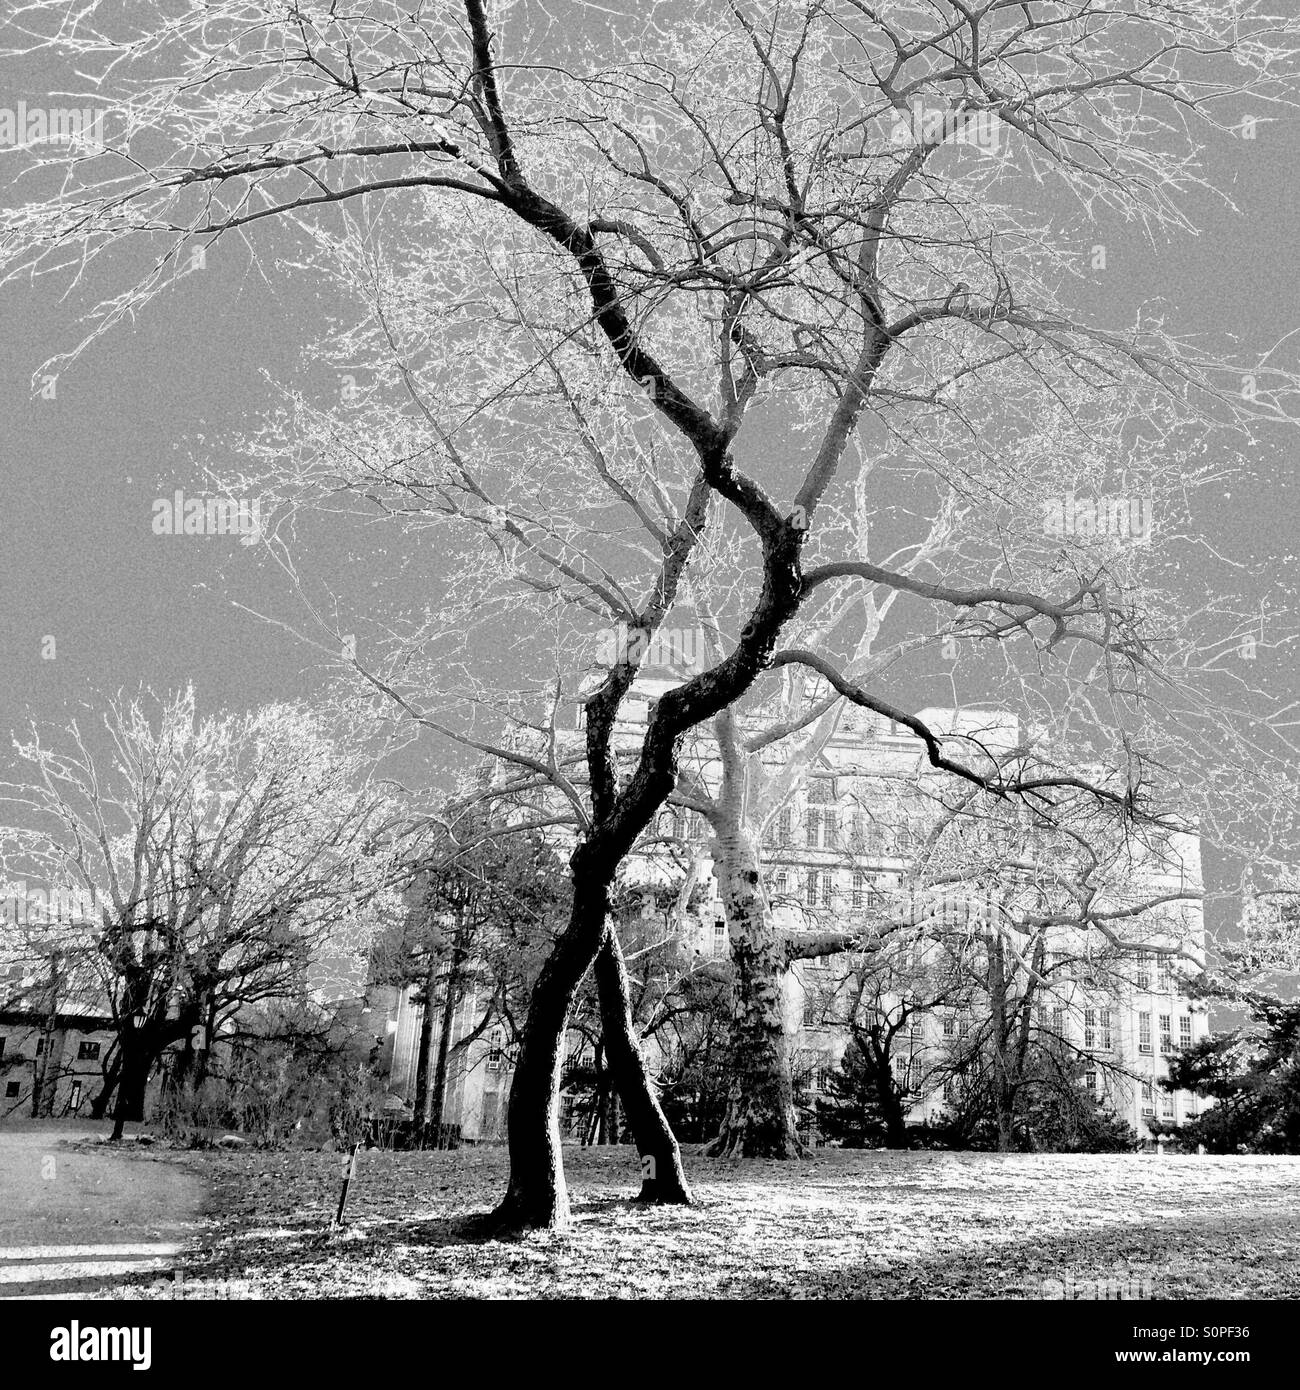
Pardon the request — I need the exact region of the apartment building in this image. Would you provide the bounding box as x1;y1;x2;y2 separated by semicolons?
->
378;670;1210;1144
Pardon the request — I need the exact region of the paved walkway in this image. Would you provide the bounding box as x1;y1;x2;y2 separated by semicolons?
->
0;1123;207;1298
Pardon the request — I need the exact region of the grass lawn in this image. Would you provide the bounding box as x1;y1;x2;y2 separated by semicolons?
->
116;1143;1300;1300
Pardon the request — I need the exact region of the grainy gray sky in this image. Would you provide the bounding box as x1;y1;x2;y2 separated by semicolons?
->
0;6;1296;928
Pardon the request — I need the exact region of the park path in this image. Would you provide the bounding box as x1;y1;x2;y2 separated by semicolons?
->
0;1123;207;1299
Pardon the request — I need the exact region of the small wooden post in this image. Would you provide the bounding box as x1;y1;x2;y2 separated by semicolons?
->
334;1142;360;1227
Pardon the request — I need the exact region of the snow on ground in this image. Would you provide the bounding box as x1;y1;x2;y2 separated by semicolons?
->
108;1144;1300;1300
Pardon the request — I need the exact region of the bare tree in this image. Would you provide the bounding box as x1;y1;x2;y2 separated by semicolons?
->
4;1;1300;1228
1;691;397;1138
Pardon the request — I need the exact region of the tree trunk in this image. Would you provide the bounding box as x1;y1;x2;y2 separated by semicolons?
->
30;954;61;1119
708;824;802;1159
988;936;1016;1151
880;1081;909;1149
593;922;691;1203
413;961;438;1129
428;961;460;1146
191;994;217;1090
490;870;610;1232
88;1049;121;1119
109;1037;152;1141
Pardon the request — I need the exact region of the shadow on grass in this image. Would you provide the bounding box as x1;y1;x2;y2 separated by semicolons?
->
715;1210;1300;1300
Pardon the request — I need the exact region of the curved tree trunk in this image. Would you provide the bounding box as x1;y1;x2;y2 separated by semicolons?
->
490;870;612;1232
593;921;691;1203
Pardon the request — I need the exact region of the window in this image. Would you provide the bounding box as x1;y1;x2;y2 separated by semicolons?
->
802;997;820;1029
1161;1089;1175;1118
808;778;837;804
1139;1012;1152;1054
1084;1008;1096;1050
773;871;788;898
712;921;727;956
1179;1015;1192;1049
1157;954;1173;993
1098;1008;1112;1052
815;1064;835;1093
4;1081;19;1099
958;1017;971;1038
942;1078;956;1102
1085;1069;1098;1095
77;1041;100;1061
894;822;914;856
1135;953;1151;991
820;871;833;908
805;869;819;907
851;872;864;910
943;1016;956;1038
1141;1079;1155;1116
805;808;822;848
486;1029;505;1073
777;808;792;846
1159;1014;1172;1056
69;1080;82;1111
1052;1007;1065;1037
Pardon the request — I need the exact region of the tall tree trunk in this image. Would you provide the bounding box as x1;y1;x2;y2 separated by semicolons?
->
593;922;691;1203
707;709;802;1158
708;827;802;1158
491;871;610;1232
429;914;470;1146
191;994;217;1089
413;961;438;1130
428;966;460;1146
988;936;1016;1151
30;955;61;1119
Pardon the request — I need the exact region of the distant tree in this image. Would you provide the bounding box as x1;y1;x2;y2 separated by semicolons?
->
815;1038;905;1149
1165;992;1300;1154
1;691;396;1138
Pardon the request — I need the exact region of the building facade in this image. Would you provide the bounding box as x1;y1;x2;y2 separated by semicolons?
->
379;677;1211;1145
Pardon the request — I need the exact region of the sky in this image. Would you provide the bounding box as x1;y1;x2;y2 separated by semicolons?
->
0;4;1297;949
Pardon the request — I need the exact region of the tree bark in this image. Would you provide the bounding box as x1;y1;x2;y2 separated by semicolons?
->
109;1035;153;1140
988;936;1016;1151
489;870;610;1232
413;961;438;1130
705;708;803;1158
593;922;691;1202
708;823;802;1159
88;1048;121;1119
30;956;61;1120
428;966;460;1146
